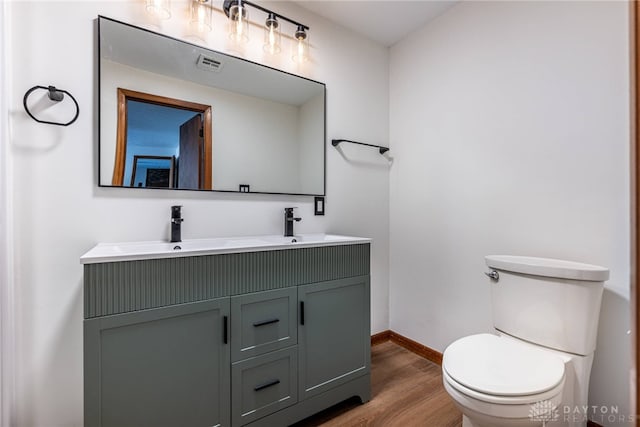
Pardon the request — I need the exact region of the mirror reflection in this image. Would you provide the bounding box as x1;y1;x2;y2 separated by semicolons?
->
115;90;212;190
99;16;326;195
130;155;175;188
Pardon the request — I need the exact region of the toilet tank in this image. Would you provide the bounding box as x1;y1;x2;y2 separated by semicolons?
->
485;255;609;356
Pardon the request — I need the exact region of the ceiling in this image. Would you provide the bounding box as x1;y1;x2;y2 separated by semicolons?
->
294;1;459;47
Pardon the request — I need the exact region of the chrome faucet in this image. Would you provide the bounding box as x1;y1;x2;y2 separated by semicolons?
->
170;205;183;243
284;207;301;237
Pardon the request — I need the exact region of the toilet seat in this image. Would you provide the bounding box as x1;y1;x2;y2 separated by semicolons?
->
443;369;564;405
443;334;565;404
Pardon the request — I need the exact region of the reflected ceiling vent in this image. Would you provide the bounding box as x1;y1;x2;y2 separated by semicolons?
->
196;54;223;72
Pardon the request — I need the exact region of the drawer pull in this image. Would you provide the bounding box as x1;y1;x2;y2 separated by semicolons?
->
223;316;228;344
300;301;305;325
254;379;280;391
253;318;280;327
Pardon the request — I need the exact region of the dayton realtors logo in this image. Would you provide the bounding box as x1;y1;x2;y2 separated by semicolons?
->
529;400;560;423
530;401;636;424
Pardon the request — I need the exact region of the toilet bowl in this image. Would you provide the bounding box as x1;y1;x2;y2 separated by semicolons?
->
442;256;609;427
443;334;566;427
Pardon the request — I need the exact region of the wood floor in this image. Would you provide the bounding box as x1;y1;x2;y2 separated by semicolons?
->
292;341;462;427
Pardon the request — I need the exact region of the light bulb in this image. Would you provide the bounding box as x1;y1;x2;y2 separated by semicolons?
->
146;0;171;20
190;0;212;33
292;25;308;63
263;13;281;54
228;2;249;43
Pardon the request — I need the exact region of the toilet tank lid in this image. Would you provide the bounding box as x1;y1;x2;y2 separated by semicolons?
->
485;255;609;282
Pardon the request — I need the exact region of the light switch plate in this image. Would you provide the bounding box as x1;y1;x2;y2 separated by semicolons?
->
314;196;325;216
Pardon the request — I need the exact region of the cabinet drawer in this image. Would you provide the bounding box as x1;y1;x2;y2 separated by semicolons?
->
231;287;297;361
232;346;298;426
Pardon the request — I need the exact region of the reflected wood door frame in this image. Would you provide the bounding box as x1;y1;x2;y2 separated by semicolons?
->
112;88;213;189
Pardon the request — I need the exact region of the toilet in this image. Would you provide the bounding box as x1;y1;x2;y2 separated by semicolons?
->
442;255;609;427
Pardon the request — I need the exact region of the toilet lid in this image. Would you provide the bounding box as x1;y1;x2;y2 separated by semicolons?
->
443;334;565;396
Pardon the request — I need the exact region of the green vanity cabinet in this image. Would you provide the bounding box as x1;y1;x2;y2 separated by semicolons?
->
83;243;371;427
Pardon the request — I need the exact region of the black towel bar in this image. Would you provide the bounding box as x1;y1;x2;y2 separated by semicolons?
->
331;139;389;155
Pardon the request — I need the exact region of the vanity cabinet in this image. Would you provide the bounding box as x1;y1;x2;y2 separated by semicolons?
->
83;243;370;427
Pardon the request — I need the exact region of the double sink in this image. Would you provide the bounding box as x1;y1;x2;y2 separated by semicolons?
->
80;234;370;264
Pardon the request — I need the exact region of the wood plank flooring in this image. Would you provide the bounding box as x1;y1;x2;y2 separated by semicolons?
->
292;341;462;427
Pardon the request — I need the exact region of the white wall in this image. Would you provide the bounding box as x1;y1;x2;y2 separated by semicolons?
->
0;1;16;425
6;1;389;425
389;1;631;424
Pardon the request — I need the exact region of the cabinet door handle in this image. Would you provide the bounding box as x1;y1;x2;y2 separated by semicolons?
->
254;379;280;391
223;315;228;344
253;318;280;327
300;301;305;325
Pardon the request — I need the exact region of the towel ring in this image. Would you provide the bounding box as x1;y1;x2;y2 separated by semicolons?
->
23;85;80;126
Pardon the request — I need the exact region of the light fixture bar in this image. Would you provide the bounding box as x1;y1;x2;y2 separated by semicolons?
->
223;0;309;32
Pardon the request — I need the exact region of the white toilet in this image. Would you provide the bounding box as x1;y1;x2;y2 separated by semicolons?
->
442;255;609;427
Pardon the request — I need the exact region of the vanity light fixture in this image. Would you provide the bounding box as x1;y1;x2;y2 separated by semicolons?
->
144;0;310;62
190;0;212;33
222;0;310;61
145;0;171;20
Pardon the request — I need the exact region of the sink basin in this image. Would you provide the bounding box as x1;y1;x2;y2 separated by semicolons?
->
80;234;370;264
261;234;361;245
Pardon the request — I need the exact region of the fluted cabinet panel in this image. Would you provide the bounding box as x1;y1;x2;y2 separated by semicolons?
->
84;244;370;319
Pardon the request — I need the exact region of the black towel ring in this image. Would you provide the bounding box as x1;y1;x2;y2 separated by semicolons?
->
23;85;80;126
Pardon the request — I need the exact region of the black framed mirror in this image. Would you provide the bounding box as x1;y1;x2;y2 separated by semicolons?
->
98;16;326;196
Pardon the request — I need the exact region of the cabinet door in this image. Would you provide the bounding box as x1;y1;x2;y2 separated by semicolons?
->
84;298;230;427
298;276;370;400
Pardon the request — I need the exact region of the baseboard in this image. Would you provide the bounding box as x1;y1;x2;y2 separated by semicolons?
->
370;330;391;346
371;329;443;366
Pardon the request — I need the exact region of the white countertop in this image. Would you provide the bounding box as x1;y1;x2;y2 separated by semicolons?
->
80;234;371;264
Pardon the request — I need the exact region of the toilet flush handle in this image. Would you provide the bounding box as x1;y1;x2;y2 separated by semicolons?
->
484;270;499;281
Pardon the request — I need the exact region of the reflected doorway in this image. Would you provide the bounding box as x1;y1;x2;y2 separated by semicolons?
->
112;88;213;189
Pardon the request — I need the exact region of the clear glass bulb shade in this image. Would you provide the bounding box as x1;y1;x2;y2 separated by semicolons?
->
292;34;309;63
145;0;171;20
190;0;212;33
263;18;281;54
228;4;249;43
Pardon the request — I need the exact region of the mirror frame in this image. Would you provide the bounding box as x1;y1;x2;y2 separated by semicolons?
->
97;16;327;196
